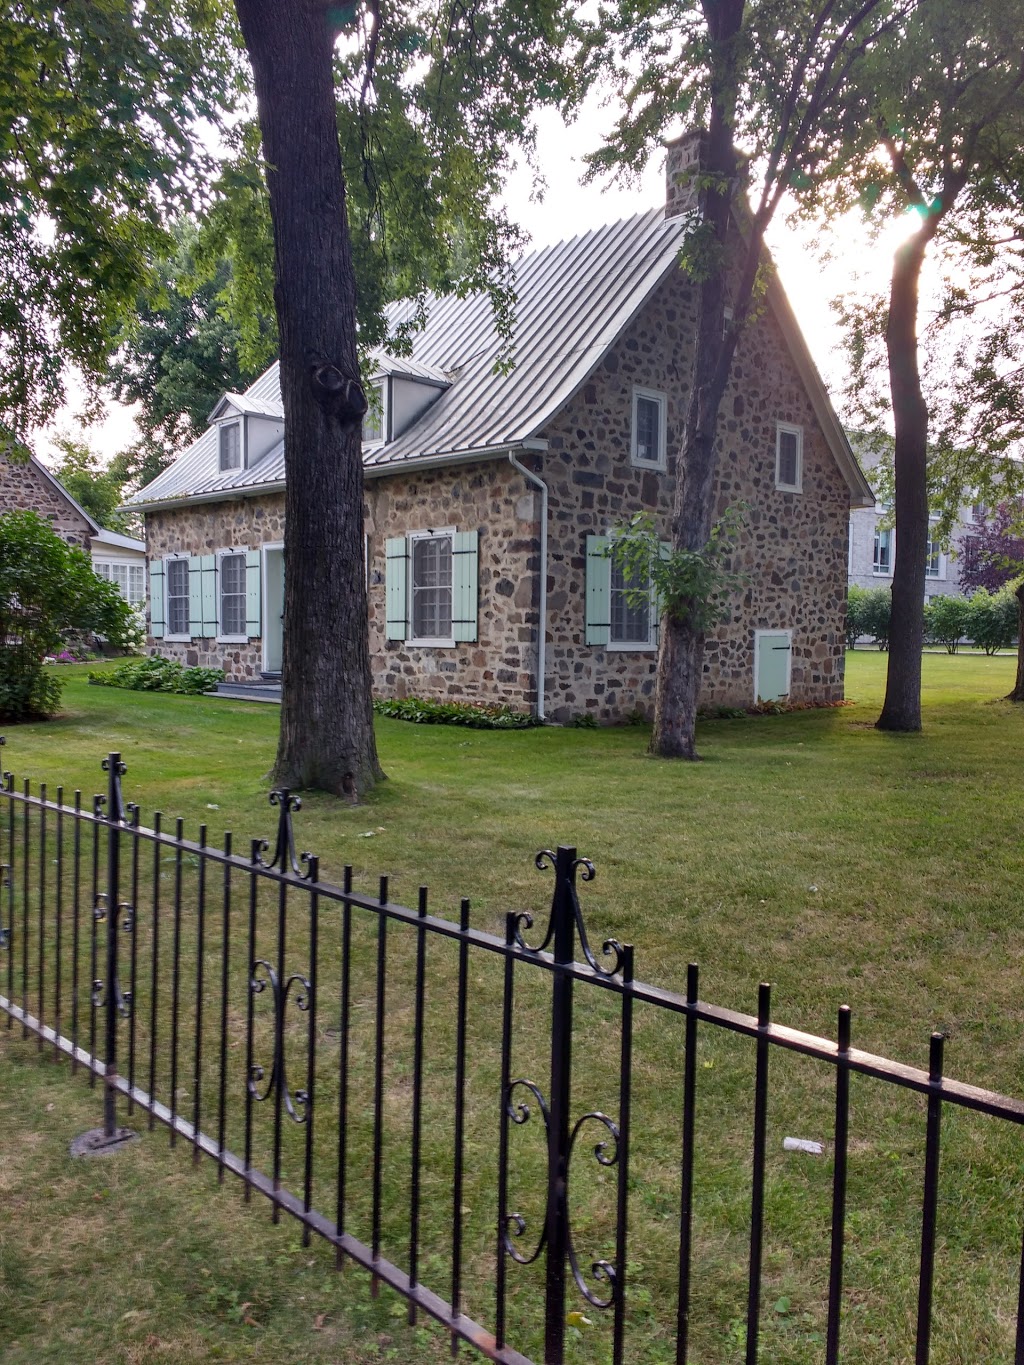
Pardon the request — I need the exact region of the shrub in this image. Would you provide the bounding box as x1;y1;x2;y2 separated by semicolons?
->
371;696;541;729
89;655;224;695
966;588;1018;655
0;509;134;722
846;585;870;649
856;587;892;650
924;595;971;654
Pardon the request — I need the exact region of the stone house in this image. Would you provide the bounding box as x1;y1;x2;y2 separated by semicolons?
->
0;449;147;610
126;135;873;723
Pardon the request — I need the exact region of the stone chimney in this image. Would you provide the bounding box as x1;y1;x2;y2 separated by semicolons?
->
664;129;708;219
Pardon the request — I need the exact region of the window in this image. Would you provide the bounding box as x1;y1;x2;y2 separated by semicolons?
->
166;559;190;637
410;532;453;641
219;552;247;638
610;559;654;648
925;530;943;579
632;388;667;469
219;421;241;472
775;423;803;492
363;381;386;445
95;561;145;607
873;526;893;575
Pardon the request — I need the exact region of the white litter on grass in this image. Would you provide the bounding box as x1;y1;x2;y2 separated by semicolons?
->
784;1136;824;1155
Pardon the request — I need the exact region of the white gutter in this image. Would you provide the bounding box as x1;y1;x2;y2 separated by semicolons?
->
508;450;548;722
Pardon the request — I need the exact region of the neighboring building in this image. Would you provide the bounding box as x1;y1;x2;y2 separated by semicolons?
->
0;448;147;609
126;133;873;724
847;439;978;601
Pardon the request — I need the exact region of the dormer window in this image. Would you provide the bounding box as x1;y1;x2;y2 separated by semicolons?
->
363;381;386;445
220;421;242;472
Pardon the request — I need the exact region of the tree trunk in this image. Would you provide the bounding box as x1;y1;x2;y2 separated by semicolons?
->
876;229;933;733
1007;582;1024;701
234;0;384;797
649;0;744;760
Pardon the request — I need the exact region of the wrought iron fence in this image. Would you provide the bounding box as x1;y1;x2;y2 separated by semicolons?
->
2;745;1024;1363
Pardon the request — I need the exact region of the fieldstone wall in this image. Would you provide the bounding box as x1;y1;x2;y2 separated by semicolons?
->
0;453;94;548
144;496;284;677
364;460;541;708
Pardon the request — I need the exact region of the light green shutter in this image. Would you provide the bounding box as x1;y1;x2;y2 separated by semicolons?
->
245;550;262;637
385;537;408;641
755;631;792;702
188;556;202;637
149;559;165;639
585;536;611;646
451;530;478;643
654;540;671;645
200;555;217;636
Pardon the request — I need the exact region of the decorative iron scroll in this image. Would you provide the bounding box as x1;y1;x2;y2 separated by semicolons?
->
248;958;312;1122
90;897;136;1017
253;789;315;879
502;1080;551;1266
514;848;626;978
566;1111;621;1309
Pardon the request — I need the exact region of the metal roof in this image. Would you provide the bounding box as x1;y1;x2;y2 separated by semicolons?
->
126;206;871;508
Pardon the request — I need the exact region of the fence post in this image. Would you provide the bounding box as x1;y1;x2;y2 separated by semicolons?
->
544;845;577;1365
102;753;126;1140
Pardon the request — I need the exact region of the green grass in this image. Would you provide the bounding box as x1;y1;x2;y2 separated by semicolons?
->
2;651;1024;1363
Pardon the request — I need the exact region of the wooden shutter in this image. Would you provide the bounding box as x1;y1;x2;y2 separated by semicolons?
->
585;536;611;646
200;555;217;636
245;550;262;637
385;537;409;641
188;556;203;637
149;559;165;640
451;530;478;643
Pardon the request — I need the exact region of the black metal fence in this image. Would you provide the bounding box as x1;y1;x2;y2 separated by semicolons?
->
3;747;1024;1363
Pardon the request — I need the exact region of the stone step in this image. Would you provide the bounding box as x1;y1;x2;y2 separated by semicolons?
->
212;681;282;704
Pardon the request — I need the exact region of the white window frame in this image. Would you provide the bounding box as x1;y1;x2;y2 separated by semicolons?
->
216;548;249;643
219;420;243;473
631;387;667;470
408;527;455;646
608;555;657;651
363;380;388;446
925;525;945;579
94;560;146;608
775;422;803;493
164;555;191;641
873;525;894;576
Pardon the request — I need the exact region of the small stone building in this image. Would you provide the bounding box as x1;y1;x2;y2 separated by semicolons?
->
127;136;873;723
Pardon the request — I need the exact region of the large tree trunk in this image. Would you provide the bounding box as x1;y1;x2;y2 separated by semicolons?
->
650;0;744;760
1007;582;1024;701
234;0;384;797
877;229;931;733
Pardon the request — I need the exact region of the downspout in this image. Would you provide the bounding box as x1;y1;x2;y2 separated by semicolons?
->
508;451;548;721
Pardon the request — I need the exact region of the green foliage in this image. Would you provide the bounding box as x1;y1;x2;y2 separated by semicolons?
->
0;0;242;442
924;595;971;654
608;508;748;634
0;510;134;721
105;217;277;482
854;587;893;651
966;587;1019;656
371;696;541;729
48;436;138;535
846;584;868;649
89;655;224;696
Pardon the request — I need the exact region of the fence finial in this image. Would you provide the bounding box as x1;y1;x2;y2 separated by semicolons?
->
254;788;315;878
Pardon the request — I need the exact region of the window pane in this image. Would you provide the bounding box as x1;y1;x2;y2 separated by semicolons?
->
167;559;190;635
128;565;145;605
220;553;247;635
363;383;385;444
778;430;799;486
635;396;661;464
610;560;650;644
873;528;892;574
411;537;452;638
925;536;941;577
220;423;241;471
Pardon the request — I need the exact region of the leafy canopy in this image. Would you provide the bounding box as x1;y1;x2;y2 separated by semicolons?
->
0;0;242;446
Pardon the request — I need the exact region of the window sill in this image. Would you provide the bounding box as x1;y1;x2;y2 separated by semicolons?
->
630;457;666;472
164;634;191;643
775;482;803;494
405;637;456;648
217;634;249;645
607;642;657;652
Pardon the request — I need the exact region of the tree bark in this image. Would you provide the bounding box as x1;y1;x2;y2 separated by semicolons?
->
1007;582;1024;701
876;228;931;733
233;0;384;796
650;0;744;760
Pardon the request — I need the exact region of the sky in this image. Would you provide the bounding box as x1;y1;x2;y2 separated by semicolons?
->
45;103;912;464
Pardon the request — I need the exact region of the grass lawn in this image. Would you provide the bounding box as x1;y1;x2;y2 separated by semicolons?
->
2;650;1023;1363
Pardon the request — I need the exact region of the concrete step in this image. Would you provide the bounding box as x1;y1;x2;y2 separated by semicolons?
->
213;680;282;704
